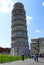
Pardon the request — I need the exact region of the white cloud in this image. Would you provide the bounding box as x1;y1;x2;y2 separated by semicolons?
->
26;16;33;25
35;29;41;33
26;16;32;20
0;0;14;13
42;2;44;6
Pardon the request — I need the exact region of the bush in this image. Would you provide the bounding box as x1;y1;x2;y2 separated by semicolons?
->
0;54;30;63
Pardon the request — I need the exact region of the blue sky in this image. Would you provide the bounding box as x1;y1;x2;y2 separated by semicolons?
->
0;0;44;48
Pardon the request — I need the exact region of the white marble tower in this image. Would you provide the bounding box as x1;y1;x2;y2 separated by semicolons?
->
11;2;29;56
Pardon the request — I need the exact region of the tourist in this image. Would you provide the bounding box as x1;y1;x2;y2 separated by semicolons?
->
34;54;36;61
22;55;24;61
36;53;38;62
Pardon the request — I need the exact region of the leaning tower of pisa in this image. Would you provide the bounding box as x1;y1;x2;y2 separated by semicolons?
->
11;2;29;56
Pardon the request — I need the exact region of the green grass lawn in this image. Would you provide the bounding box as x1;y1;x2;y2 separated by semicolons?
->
0;54;30;63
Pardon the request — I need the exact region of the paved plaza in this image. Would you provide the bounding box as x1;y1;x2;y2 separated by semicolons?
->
0;58;44;65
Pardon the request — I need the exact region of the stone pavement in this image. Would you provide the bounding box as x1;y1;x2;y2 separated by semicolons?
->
0;58;44;65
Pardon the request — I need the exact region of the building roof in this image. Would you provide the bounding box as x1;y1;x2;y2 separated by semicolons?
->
0;47;10;53
30;42;37;44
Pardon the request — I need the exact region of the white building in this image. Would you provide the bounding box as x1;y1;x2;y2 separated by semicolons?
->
30;38;44;55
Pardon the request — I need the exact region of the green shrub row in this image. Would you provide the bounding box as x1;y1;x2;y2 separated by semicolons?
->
0;54;30;63
0;54;22;63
